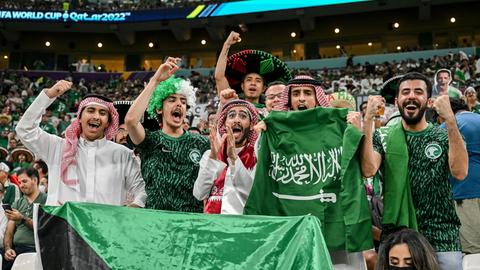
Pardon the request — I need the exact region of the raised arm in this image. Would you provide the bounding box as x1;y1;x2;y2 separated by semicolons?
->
125;57;180;145
433;95;468;180
360;95;384;177
15;80;71;162
215;31;241;95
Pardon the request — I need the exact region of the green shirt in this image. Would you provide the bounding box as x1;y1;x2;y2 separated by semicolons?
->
472;103;480;114
57;120;71;134
0;125;11;148
252;102;265;109
373;123;461;252
12;192;47;246
66;91;81;108
135;130;209;212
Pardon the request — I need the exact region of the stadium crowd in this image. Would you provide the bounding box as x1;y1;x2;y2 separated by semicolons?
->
0;30;480;270
0;0;228;12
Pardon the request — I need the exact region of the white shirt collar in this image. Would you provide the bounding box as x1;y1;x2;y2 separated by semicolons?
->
79;136;108;147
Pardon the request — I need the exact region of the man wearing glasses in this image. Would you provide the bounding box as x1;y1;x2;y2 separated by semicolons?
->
263;81;286;115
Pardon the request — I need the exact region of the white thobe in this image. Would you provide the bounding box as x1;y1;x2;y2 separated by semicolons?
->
16;91;146;207
193;149;255;215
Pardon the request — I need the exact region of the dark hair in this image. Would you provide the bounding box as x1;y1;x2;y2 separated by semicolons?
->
16;167;40;185
34;159;48;175
188;127;201;134
376;229;439;270
207;111;217;119
397;72;433;98
449;97;469;114
360;101;368;110
267;81;286;88
241;72;265;85
436;69;451;79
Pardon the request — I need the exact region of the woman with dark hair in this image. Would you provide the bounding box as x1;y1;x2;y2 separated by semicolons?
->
376;229;440;270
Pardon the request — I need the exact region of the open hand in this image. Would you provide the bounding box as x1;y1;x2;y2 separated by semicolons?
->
225;125;238;162
208;124;223;160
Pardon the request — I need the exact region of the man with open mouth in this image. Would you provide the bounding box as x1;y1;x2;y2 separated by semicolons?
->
252;74;373;269
281;75;331;111
193;99;258;214
214;31;292;117
361;72;468;270
432;68;462;98
125;57;209;213
16;80;146;207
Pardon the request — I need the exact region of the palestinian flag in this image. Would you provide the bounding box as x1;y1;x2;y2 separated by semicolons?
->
36;202;333;269
244;107;373;252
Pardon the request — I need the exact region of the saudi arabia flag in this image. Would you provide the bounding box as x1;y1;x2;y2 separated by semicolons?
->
244;107;373;252
36;202;333;269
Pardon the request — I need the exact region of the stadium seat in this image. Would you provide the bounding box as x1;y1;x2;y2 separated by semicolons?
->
463;254;480;270
11;252;36;270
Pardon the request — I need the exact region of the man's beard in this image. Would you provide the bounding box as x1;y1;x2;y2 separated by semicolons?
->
235;130;250;147
398;101;428;125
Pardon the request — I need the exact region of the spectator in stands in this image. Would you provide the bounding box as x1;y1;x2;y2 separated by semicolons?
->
0;115;12;149
264;81;286;115
182;117;190;130
125;57;209;212
361;72;467;270
1;167;47;270
0;163;20;205
0;184;7;249
433;69;462;98
33;160;48;194
10;148;34;172
194;99;258;214
39;113;57;135
255;75;370;269
464;86;480;114
113;101;133;147
281;75;330;111
439;98;480;255
376;229;439;270
187;127;201;135
0;148;7;163
360;101;368;118
215;31;291;114
16;80;146;207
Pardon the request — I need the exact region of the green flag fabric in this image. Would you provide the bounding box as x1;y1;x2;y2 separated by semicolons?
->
37;202;333;270
244;107;373;252
381;121;418;231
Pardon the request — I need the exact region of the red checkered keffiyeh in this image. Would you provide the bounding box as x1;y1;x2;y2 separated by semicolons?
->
217;99;259;147
204;99;258;214
61;96;119;188
280;75;330;110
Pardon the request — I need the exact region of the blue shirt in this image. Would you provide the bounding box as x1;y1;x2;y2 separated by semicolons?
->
440;111;480;199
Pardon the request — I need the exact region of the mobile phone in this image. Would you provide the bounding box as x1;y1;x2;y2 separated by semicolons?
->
2;204;12;211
